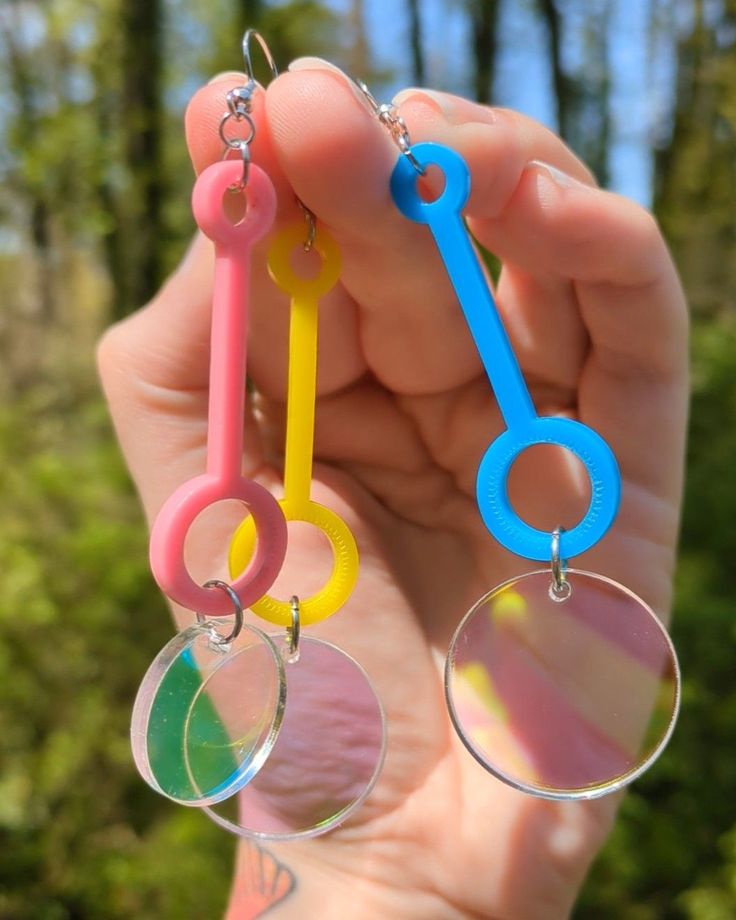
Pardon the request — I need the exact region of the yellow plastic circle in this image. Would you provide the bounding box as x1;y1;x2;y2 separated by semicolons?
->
229;499;359;626
268;224;341;299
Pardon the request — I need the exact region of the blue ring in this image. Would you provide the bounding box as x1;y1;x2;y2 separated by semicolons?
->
390;142;470;223
476;417;621;560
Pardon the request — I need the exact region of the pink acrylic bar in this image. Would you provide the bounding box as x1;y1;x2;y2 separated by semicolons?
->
149;159;287;616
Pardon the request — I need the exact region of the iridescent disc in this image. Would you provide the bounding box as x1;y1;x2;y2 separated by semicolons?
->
445;569;680;799
195;636;387;839
131;623;285;806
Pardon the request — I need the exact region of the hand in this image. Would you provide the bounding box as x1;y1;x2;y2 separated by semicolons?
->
98;59;688;920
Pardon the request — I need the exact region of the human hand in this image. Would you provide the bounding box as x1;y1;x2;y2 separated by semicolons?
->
98;59;688;919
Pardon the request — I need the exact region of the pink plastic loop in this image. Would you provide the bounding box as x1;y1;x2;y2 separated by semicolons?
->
149;160;287;616
192;159;274;248
149;475;286;616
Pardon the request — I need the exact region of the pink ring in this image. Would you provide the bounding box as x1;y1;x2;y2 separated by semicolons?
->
149;475;287;616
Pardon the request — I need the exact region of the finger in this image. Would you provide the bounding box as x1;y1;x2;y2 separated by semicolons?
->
393;91;594;393
270;62;480;395
265;62;601;395
97;233;277;524
99;75;368;598
393;91;686;389
392;88;598;189
186;74;366;400
468;163;687;373
388;90;688;512
467;162;689;504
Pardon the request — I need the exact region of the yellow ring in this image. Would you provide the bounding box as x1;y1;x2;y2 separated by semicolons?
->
268;224;341;298
229;499;359;626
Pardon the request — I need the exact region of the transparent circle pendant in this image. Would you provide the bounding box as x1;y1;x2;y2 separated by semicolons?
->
198;635;387;839
445;569;680;800
131;622;285;806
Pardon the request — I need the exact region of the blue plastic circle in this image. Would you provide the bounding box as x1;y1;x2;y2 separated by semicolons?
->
476;416;621;561
390;142;470;222
389;139;621;561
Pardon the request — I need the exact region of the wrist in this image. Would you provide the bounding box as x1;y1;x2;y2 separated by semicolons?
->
225;838;481;920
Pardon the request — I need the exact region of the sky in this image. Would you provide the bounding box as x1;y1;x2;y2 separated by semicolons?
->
0;0;680;212
322;0;678;207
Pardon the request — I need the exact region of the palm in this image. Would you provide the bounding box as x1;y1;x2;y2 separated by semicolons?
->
100;69;687;919
259;297;674;917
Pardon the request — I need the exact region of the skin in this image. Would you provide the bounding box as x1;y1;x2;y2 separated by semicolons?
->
98;60;689;919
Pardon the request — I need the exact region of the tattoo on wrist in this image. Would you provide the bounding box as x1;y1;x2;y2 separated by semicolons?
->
229;840;296;918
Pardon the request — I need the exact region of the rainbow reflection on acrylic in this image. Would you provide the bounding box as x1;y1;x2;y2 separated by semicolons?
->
131;623;285;806
445;570;680;799
199;636;387;839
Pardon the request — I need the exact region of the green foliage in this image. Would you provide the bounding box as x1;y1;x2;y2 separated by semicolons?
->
0;384;232;917
1;0;735;915
578;5;736;910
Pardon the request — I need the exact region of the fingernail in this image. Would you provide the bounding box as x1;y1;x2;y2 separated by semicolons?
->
288;56;345;76
288;56;369;105
208;70;246;84
529;160;583;189
393;88;454;120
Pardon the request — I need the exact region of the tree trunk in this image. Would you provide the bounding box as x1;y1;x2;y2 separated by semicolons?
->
536;0;611;184
654;0;736;315
407;0;426;85
536;0;571;137
467;0;500;104
119;0;164;317
347;0;371;80
235;0;265;52
1;2;55;320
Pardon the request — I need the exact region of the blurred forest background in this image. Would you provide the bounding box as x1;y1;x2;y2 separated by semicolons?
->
0;0;735;917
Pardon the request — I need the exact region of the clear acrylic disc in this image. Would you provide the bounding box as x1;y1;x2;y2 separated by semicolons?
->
131;623;285;806
445;569;680;800
197;635;387;839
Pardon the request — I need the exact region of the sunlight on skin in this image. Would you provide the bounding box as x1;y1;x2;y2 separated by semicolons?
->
98;61;688;918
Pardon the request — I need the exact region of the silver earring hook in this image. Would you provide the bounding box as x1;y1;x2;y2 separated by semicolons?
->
218;30;279;191
223;29;316;249
242;28;280;85
350;76;425;176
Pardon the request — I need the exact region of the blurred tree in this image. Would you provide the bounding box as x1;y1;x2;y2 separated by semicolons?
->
346;0;371;81
535;0;611;184
236;0;266;37
0;0;735;915
0;2;339;915
466;0;500;105
1;3;54;321
536;0;566;131
655;0;736;316
117;0;165;318
578;0;736;915
407;0;426;85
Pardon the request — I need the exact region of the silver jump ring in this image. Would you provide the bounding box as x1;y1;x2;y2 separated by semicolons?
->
219;111;257;150
352;77;380;115
397;136;426;175
213;28;278;191
221;141;251;191
196;580;244;644
298;200;317;252
219;110;255;191
287;595;301;660
351;77;425;176
549;528;572;603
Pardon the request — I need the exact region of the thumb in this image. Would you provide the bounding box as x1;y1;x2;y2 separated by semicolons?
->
97;228;273;528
